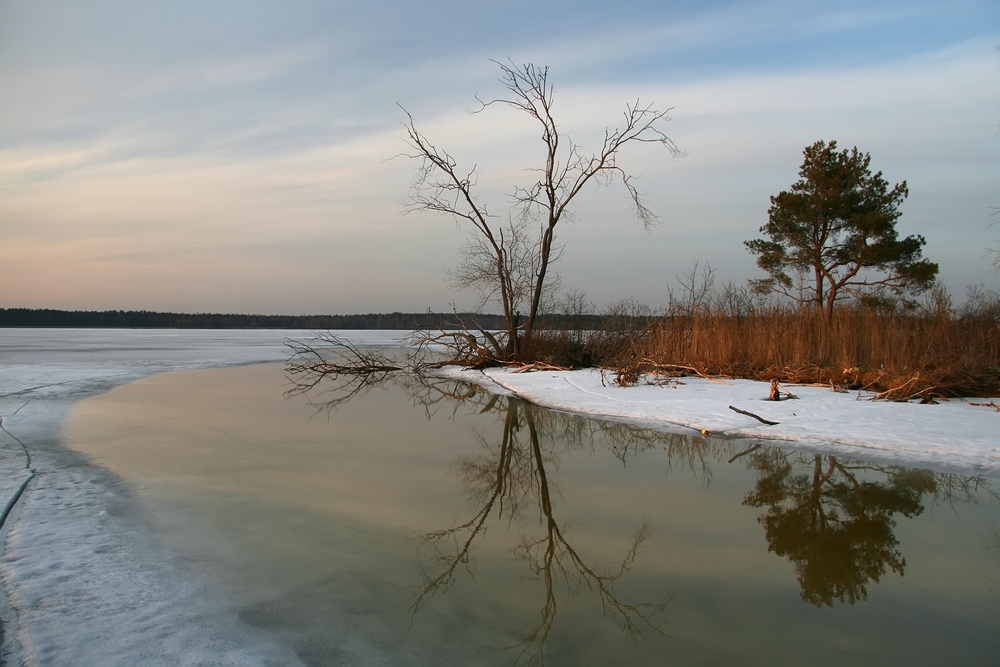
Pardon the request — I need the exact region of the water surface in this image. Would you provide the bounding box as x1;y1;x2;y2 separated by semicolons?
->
64;363;1000;665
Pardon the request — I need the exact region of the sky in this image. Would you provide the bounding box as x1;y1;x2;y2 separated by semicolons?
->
1;0;998;316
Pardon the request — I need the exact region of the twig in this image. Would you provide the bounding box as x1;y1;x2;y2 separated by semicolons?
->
640;360;731;385
728;405;779;426
871;374;920;401
965;400;1000;412
511;361;571;373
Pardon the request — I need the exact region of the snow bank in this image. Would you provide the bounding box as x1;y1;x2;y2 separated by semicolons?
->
436;366;1000;476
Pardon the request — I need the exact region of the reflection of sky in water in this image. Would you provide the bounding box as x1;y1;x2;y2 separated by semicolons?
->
64;363;1000;666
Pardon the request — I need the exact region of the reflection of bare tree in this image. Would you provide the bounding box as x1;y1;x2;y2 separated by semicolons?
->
285;346;1000;638
412;398;669;666
398;374;501;422
987;522;1000;599
743;449;936;607
927;472;1000;508
403;375;735;482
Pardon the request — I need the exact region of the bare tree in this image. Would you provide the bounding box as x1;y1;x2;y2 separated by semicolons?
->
987;213;1000;273
447;214;561;324
401;60;682;359
667;260;716;317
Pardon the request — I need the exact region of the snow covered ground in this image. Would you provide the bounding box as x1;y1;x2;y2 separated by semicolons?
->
0;328;997;665
436;366;1000;476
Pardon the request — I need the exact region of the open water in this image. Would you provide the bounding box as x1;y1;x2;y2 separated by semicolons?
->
64;362;1000;666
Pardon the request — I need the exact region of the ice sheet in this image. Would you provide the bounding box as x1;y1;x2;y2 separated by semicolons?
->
0;329;407;666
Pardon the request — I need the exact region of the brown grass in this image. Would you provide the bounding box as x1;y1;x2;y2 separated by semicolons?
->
607;306;1000;400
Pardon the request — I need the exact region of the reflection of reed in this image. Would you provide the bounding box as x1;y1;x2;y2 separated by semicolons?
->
410;397;670;666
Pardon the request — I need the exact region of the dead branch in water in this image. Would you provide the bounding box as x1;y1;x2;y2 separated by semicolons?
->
411;330;500;369
285;333;407;408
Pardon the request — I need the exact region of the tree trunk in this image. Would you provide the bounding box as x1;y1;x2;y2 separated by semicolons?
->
522;220;556;354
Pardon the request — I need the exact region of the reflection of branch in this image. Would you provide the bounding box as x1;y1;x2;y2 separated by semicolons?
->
987;522;1000;599
514;519;668;663
400;375;496;421
412;399;670;665
742;450;940;607
930;472;999;507
411;404;523;613
728;443;762;463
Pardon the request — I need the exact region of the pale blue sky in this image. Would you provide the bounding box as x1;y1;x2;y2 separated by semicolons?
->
1;1;997;314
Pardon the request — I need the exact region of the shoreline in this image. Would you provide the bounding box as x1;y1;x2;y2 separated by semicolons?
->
1;328;996;663
435;365;1000;477
0;329;325;665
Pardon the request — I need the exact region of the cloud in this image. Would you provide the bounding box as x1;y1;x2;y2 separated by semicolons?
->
1;1;996;313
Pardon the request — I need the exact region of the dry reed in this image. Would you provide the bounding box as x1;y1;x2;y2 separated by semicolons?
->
610;306;1000;400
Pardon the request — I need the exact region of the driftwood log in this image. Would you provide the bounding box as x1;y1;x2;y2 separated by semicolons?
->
728;405;779;426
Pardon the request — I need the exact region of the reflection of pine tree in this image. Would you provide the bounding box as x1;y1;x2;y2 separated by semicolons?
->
743;450;936;607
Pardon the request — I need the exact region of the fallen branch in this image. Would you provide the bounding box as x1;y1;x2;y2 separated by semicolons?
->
608;359;731;387
871;374;921;401
284;333;408;406
965;400;1000;412
511;361;572;373
646;361;730;385
412;330;499;368
728;405;779;426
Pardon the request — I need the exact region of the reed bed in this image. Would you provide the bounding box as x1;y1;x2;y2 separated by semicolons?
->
608;306;1000;400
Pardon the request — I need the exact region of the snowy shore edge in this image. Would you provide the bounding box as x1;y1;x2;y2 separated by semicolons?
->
1;328;996;664
435;365;1000;476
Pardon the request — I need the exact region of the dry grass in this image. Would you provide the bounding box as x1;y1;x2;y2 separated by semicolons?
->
609;305;1000;400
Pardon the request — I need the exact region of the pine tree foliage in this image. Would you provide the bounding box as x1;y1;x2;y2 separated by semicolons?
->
745;140;937;317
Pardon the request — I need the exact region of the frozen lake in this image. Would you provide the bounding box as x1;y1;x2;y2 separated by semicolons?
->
1;329;998;665
0;328;404;665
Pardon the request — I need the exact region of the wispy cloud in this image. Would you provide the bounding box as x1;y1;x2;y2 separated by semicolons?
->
1;0;996;313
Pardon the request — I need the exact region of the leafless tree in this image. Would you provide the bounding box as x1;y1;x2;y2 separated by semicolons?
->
667;260;716;317
447;214;561;324
987;212;1000;273
401;60;682;359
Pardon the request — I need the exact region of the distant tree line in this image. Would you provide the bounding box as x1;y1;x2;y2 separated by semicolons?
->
0;308;614;330
0;308;494;329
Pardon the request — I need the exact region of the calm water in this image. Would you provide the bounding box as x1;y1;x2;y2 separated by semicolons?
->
64;362;999;666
